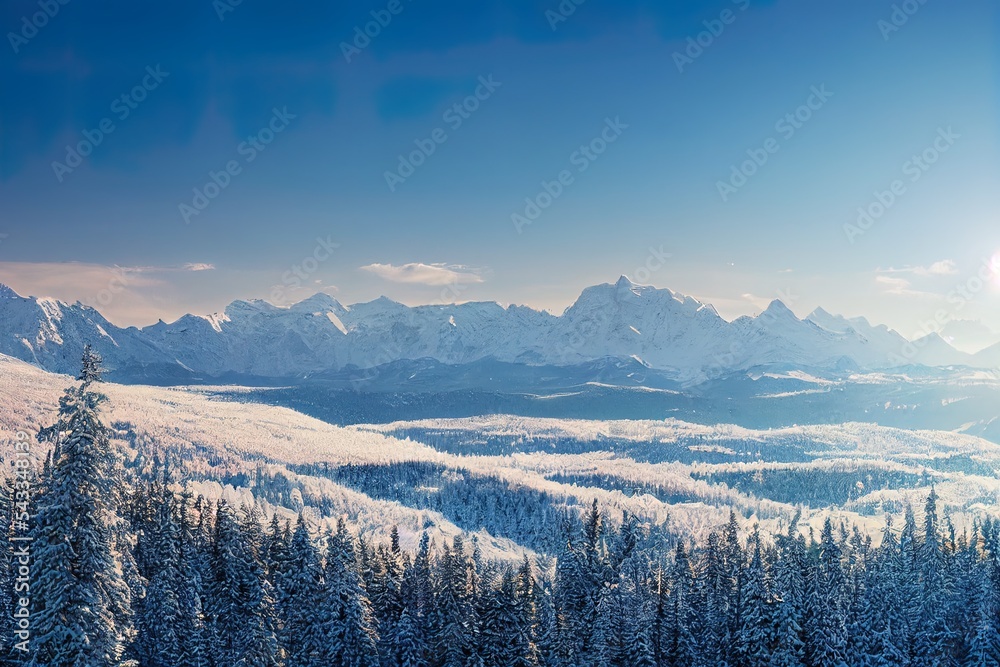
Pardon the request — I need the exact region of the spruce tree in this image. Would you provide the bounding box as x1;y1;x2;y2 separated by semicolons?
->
278;513;330;667
30;347;134;667
206;501;279;667
138;485;183;667
175;492;210;667
325;521;380;667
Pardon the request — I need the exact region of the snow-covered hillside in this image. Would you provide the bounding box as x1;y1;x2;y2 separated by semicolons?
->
5;354;1000;554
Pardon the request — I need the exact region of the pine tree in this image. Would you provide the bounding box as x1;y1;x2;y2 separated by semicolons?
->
175;492;210;667
206;500;279;667
589;582;621;667
429;536;475;667
512;555;541;667
619;560;655;667
806;519;848;667
740;529;772;667
138;485;183;667
326;521;380;667
532;575;558;667
370;530;404;664
30;348;134;667
662;542;698;667
278;513;331;667
479;568;519;667
913;488;950;667
393;606;427;667
768;525;806;667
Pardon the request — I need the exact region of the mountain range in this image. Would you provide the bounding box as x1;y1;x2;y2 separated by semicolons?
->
2;276;998;385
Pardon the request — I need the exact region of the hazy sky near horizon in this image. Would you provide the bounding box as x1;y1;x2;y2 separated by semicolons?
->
0;0;998;340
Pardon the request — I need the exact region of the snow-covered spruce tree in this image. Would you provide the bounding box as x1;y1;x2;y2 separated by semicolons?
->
512;555;542;667
530;575;558;667
805;519;848;667
278;513;331;667
174;492;211;667
739;529;773;667
479;568;520;667
325;520;380;667
697;531;733;666
206;500;279;667
137;484;183;667
661;542;698;667
619;562;655;667
392;606;426;667
589;581;621;667
768;525;806;667
29;345;135;667
912;488;951;667
428;537;476;667
371;527;405;664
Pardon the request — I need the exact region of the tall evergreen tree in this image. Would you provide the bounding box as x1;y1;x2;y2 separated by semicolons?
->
137;485;183;667
325;521;380;667
206;500;279;667
30;347;134;667
278;513;331;667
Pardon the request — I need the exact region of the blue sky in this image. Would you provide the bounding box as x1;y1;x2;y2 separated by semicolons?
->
0;0;997;341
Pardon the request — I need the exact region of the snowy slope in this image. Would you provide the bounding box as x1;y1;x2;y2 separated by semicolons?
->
5;354;1000;550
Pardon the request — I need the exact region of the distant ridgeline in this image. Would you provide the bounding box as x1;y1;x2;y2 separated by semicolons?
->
3;349;1000;666
2;277;997;387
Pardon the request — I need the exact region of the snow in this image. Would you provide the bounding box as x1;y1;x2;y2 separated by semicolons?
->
0;278;987;383
327;311;348;334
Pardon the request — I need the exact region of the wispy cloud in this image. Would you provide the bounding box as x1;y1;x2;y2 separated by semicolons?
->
875;274;937;298
359;262;484;286
877;260;958;277
181;263;216;272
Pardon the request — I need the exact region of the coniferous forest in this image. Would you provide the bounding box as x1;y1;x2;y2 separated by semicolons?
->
5;350;1000;667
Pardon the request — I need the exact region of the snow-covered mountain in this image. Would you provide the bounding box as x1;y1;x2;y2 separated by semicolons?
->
0;277;981;383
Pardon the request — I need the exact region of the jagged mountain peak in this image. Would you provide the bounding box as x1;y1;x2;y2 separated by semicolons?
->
289;292;345;314
0;277;981;382
760;299;796;320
